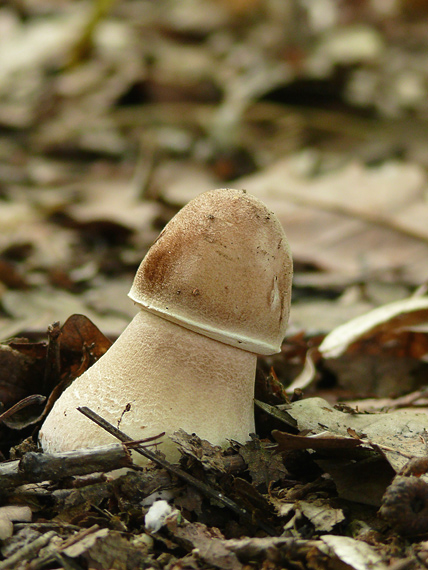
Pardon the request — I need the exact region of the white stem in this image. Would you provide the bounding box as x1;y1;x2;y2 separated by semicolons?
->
40;310;257;462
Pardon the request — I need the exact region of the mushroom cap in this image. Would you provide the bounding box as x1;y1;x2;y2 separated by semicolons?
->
129;188;292;355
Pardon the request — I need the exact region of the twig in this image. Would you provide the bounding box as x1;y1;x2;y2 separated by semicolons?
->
20;444;133;481
78;406;277;536
367;440;416;459
26;524;101;570
0;530;57;570
0;444;133;490
43;321;61;394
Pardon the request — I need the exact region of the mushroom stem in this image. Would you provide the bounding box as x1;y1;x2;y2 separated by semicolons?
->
40;310;256;463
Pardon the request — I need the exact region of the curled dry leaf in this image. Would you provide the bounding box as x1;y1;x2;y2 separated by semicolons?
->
272;430;362;453
0;505;31;540
319;296;428;359
38;316;112;424
318;296;428;396
0;314;113;433
0;394;46;430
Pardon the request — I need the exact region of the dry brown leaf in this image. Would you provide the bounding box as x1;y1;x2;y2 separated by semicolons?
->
239;440;288;488
166;513;244;570
272;430;362;453
170;429;226;473
0;345;45;406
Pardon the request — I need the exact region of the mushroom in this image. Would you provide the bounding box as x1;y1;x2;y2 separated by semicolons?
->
39;188;293;462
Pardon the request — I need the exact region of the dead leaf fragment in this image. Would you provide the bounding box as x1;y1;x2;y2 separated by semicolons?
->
316;455;395;507
297;500;345;532
170;429;226;472
62;527;148;570
166;512;243;570
0;345;45;407
62;527;109;557
232;157;428;284
239;440;288;488
321;535;388;570
60;313;113;363
0;394;46;430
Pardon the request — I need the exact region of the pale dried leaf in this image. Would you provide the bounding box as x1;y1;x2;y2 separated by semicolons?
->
0;505;31;540
297;500;345;532
287;397;428;473
286;348;317;393
321;535;388;570
319;296;428;358
62;528;109;558
66;180;159;232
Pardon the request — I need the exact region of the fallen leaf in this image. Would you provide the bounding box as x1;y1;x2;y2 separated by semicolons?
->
272;430;362;452
166;513;243;570
239;439;288;488
0;505;31;540
286;397;428;473
0;345;45;406
170;429;226;472
318;296;428;396
319;296;428;359
321;535;388;570
297;499;345;532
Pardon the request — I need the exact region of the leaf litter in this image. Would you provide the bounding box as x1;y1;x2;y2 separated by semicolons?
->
2;0;428;568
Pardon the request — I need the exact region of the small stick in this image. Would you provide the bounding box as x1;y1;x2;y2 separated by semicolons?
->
43;321;61;394
0;444;133;491
19;443;133;481
26;525;101;570
0;531;57;570
78;406;277;536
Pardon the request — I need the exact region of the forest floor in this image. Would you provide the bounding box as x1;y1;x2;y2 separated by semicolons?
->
2;1;428;568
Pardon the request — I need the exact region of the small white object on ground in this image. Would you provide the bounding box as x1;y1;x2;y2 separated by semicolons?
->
144;500;174;533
